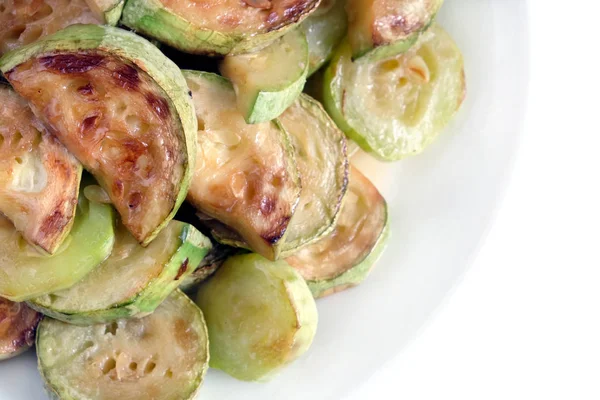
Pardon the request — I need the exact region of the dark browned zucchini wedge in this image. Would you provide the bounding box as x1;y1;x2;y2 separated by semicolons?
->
0;84;82;254
0;298;42;360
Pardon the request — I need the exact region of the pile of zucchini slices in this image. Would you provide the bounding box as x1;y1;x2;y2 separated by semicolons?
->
0;0;465;397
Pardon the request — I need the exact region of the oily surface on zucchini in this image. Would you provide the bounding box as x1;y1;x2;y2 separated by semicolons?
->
0;24;196;246
324;24;465;161
185;71;301;261
287;166;389;298
37;290;209;400
220;28;309;124
0;298;42;360
30;220;211;325
0;0;102;56
0;184;115;302
121;0;320;55
277;94;348;254
0;85;82;254
196;253;317;381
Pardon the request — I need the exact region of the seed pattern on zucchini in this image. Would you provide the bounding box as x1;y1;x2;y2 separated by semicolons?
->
121;0;321;55
29;220;211;325
324;24;466;160
287;166;389;298
220;28;309;124
37;290;209;400
0;0;102;56
0;24;197;246
0;298;42;361
0;85;82;254
347;0;442;61
184;71;301;261
0;183;115;302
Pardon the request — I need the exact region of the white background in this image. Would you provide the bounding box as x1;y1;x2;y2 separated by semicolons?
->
348;1;600;399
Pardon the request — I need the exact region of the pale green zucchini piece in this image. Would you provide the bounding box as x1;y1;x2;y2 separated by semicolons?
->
84;0;125;25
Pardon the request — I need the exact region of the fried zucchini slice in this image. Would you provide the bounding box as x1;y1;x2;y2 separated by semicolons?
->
324;24;466;160
301;0;347;75
277;94;348;254
0;184;115;302
29;220;211;325
287;166;389;298
84;0;125;25
196;253;317;381
179;240;240;292
220;28;309;124
0;85;82;254
184;71;301;261
347;0;442;61
37;290;209;400
121;0;320;55
0;24;196;246
0;298;42;361
0;0;102;56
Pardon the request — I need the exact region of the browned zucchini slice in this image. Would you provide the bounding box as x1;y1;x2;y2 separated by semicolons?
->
0;85;82;254
0;298;42;360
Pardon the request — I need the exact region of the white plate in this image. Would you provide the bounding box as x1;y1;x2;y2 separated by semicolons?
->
0;1;528;398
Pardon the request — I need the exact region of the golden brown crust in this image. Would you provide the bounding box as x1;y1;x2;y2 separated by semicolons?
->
0;297;42;359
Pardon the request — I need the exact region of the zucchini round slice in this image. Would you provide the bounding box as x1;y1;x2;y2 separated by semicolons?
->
301;0;347;75
347;0;442;61
220;28;309;124
29;220;211;325
286;166;389;298
0;184;115;302
0;0;102;56
0;298;42;361
84;0;125;25
277;94;348;254
0;24;197;246
37;290;209;400
324;24;466;161
184;71;301;261
196;253;317;381
0;85;82;255
121;0;320;55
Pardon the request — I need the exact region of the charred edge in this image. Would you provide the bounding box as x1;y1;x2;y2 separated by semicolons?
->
175;258;189;280
40;53;105;74
128;192;142;209
112;64;140;91
266;0;317;31
261;215;291;244
39;209;67;237
145;92;170;119
81;115;99;134
77;83;95;96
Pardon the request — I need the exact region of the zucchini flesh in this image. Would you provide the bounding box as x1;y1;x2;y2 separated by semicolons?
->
84;0;125;25
37;290;209;400
0;85;82;254
196;253;317;381
277;94;348;254
0;0;102;56
184;71;301;261
324;24;466;160
0;298;42;360
287;166;389;298
220;28;309;124
1;25;196;246
30;220;211;325
0;185;115;302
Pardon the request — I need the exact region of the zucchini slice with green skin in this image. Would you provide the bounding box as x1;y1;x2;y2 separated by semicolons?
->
220;28;309;124
179;239;241;292
196;253;317;381
346;0;442;61
286;166;389;298
37;290;209;400
301;0;347;75
324;24;466;161
277;94;349;255
0;298;42;361
0;0;102;56
29;220;211;325
121;0;320;55
184;71;301;261
84;0;125;25
0;85;82;255
0;24;197;246
0;184;115;302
